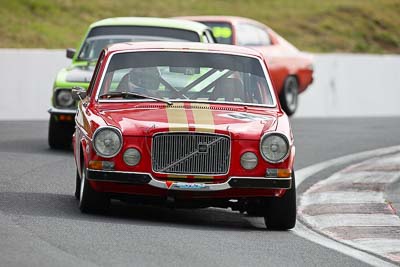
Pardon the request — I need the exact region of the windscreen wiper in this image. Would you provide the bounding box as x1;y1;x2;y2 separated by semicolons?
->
99;91;173;105
159;78;189;99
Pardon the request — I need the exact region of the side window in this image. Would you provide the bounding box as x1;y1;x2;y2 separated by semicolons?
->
236;23;271;46
86;50;105;97
257;27;271;46
236;23;255;46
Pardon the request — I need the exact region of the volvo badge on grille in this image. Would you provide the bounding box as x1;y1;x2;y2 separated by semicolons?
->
198;143;208;153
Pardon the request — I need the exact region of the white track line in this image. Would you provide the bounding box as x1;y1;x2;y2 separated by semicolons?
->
316;171;400;184
302;214;400;229
294;145;400;267
294;223;398;267
296;145;400;186
301;191;384;205
348;239;400;254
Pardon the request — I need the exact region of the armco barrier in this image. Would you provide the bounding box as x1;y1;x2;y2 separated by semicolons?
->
295;53;400;117
0;49;69;120
0;49;399;120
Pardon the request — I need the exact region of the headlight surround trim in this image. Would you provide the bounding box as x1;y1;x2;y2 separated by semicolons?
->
92;126;123;158
259;132;290;163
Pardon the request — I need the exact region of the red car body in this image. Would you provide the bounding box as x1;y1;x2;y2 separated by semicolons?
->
178;16;314;115
73;42;297;229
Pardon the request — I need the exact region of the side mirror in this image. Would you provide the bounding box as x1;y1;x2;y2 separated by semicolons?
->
66;48;76;59
71;86;87;101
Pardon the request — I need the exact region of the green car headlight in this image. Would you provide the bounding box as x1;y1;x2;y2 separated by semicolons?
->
56;89;74;108
93;127;122;158
260;133;290;163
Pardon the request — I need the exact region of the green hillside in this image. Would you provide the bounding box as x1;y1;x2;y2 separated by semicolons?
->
0;0;399;53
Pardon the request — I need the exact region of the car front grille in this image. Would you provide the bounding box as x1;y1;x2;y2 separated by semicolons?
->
152;133;230;175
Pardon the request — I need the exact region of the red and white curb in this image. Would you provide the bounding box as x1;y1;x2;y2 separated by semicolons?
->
294;145;400;267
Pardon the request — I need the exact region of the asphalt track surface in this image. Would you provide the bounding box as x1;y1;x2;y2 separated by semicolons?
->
1;117;400;267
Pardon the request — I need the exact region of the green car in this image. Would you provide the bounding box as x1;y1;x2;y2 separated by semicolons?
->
48;17;215;149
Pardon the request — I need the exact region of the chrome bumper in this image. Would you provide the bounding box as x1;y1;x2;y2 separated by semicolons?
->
48;107;77;115
87;169;292;191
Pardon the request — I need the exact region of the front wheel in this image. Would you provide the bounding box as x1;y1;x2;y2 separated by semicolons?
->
264;171;297;230
78;162;109;213
279;76;299;116
48;115;74;149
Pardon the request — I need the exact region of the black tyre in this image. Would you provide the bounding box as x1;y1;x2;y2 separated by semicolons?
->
279;76;299;116
48;115;74;149
78;162;109;213
74;169;80;200
263;171;297;230
246;199;265;217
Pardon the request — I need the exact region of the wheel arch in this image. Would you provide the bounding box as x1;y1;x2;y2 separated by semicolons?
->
77;136;89;178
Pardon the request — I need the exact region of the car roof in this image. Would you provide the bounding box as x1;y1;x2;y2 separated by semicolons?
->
105;42;264;58
176;16;258;24
89;17;210;34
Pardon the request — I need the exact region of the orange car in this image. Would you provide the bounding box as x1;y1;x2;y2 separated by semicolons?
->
178;16;314;115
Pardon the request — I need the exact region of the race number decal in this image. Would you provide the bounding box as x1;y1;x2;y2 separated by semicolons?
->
219;112;272;122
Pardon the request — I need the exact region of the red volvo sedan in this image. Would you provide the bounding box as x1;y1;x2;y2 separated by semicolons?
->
178;16;314;116
72;42;296;229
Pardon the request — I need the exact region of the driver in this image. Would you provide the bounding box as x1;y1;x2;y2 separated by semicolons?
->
117;67;161;96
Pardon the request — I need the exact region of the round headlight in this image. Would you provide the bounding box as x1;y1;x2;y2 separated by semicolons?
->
123;148;141;166
240;152;258;170
56;90;74;108
260;133;289;163
93;127;122;158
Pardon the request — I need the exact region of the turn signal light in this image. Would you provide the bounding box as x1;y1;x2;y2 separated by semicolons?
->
265;168;292;178
59;115;73;121
88;160;115;170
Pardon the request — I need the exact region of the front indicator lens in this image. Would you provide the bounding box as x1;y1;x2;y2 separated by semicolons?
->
123;148;141;166
240;152;258;170
260;133;289;163
88;160;115;170
58;114;74;121
266;168;292;178
93;127;122;158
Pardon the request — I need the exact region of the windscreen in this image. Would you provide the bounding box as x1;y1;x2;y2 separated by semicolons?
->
199;22;233;44
98;51;274;106
77;26;200;60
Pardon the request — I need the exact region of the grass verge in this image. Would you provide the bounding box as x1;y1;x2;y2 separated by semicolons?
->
0;0;399;53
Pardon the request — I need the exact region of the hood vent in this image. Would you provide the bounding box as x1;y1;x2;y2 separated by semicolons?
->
139;104;166;109
138;103;241;111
